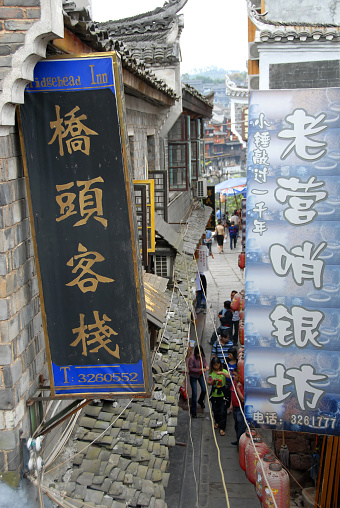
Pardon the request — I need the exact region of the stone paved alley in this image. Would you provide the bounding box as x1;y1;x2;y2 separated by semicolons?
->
166;236;261;508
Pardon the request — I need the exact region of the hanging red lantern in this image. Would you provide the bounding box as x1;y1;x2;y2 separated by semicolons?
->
256;453;277;502
239;309;245;320
245;437;271;485
240;296;245;311
230;293;241;311
262;463;290;508
238;251;245;269
238;347;244;360
238;355;244;385
239;322;244;345
239;429;257;471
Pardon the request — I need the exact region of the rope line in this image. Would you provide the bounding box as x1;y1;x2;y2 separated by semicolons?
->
194;258;278;508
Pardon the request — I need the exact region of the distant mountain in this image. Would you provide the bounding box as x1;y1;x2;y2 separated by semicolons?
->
182;67;247;86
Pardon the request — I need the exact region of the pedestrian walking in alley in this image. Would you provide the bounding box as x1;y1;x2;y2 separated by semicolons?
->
218;300;233;326
230;290;240;345
209;316;231;345
215;220;225;254
195;272;207;314
204;229;213;256
208;357;229;436
211;330;233;367
229;221;237;250
226;346;238;413
230;209;240;239
230;371;246;446
188;345;209;418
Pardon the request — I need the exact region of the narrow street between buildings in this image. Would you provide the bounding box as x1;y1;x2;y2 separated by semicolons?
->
166;237;261;508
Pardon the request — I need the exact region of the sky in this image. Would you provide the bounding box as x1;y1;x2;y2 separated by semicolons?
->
91;0;248;74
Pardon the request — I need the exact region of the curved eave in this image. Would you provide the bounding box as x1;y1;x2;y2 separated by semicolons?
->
247;0;340;43
255;26;340;43
225;77;248;98
95;0;188;25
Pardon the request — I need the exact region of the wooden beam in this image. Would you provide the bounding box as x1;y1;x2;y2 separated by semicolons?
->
332;437;340;508
321;437;334;508
52;28;95;54
326;437;338;508
248;18;257;43
315;436;326;508
123;68;175;107
248;60;259;76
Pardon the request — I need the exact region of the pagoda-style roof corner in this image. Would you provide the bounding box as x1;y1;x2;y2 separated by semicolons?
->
96;0;188;28
247;0;340;43
94;0;188;67
225;76;249;98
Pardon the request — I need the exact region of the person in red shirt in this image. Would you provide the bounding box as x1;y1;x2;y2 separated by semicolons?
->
230;371;246;446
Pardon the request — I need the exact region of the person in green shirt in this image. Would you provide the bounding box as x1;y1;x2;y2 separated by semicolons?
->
208;357;230;436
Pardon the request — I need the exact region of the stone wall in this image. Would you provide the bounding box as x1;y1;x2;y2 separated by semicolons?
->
265;0;340;24
273;430;315;471
125;96;164;181
0;124;48;486
269;60;340;89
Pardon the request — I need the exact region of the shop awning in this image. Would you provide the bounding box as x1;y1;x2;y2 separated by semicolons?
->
215;177;246;194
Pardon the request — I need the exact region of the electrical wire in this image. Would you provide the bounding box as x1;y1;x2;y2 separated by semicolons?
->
152;279;176;365
194;259;279;508
43;409;82;468
184;325;199;507
44;399;132;475
177;247;231;508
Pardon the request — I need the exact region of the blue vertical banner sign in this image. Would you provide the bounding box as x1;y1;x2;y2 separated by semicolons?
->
245;88;340;436
19;53;153;397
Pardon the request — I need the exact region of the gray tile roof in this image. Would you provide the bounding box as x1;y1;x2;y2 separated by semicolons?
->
59;10;178;100
143;273;170;328
225;76;249;98
247;0;340;42
181;201;213;256
46;202;211;508
94;1;187;67
183;83;214;108
154;214;183;253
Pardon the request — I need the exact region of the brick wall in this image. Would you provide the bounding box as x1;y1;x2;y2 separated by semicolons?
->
0;123;48;486
0;1;41;92
269;60;340;89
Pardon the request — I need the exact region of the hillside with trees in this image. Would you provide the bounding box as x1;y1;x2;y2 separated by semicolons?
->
182;67;247;87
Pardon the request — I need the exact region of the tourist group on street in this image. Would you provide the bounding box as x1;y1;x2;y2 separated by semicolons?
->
189;286;246;444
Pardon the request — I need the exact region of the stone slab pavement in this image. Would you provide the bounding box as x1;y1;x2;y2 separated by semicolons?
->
166;236;261;508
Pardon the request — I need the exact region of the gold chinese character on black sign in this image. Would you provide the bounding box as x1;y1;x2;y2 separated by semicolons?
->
71;311;119;358
49;105;98;156
66;243;114;293
56;177;107;227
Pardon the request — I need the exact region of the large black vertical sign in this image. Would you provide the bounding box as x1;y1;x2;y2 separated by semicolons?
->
203;186;215;229
19;53;153;397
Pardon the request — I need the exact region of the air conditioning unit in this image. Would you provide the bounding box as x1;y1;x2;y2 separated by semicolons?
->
197;179;208;199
